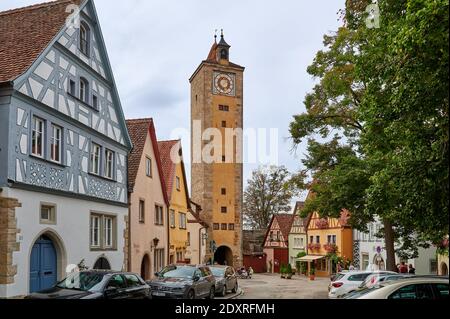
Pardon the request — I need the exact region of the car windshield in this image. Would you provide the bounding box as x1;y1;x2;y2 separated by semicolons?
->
158;266;195;279
56;272;107;292
210;268;226;277
333;273;346;282
343;286;382;299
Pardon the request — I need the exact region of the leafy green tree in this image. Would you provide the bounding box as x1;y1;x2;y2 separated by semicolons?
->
290;0;449;271
243;166;298;230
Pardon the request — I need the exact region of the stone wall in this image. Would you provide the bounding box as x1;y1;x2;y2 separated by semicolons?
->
0;195;21;285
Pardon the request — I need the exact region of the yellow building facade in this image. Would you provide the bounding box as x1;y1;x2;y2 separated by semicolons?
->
158;140;191;264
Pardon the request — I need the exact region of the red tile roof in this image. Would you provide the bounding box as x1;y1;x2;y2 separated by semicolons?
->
0;0;83;83
126;118;169;205
204;41;244;70
275;214;296;240
157;140;191;209
157;140;179;199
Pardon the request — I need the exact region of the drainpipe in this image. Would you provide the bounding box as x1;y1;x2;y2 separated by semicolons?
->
199;226;205;264
127;192;132;272
167;206;170;266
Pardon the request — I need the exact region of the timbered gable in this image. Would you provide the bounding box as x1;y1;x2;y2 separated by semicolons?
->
264;214;295;248
0;0;131;204
13;0;130;148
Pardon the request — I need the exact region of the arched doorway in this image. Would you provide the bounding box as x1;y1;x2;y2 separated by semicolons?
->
214;246;233;266
29;235;57;293
93;257;111;270
141;254;151;280
441;262;448;276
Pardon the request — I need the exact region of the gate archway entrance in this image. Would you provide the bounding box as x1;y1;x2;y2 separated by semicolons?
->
141;254;151;280
214;246;233;266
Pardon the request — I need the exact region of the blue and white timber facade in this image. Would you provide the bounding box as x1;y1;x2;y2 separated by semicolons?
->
0;0;132;298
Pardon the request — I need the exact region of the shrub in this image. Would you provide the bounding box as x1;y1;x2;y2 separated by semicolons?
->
287;264;293;275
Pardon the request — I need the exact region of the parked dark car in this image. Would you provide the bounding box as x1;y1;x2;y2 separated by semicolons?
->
25;271;152;299
148;264;216;299
209;265;239;297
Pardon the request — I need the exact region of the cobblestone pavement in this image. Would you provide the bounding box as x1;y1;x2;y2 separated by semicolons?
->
236;273;330;299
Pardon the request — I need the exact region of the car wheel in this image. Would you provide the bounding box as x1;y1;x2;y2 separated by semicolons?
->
207;287;215;299
187;290;195;300
232;282;238;294
221;285;227;297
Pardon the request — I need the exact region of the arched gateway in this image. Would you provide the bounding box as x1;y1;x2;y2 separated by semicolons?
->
214;246;234;266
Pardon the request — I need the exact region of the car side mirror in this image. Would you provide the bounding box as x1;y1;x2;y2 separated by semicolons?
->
154;272;160;277
193;275;200;282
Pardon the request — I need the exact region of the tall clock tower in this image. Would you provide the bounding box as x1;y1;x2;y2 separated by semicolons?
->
190;32;244;267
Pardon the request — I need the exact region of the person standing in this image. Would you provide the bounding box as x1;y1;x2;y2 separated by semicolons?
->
399;262;409;274
408;264;416;275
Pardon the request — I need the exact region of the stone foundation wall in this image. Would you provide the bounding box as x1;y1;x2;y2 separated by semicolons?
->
0;196;21;285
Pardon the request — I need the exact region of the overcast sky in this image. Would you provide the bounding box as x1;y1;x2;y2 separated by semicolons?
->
1;0;344;204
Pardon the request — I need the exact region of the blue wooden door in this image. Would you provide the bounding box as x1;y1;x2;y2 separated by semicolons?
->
29;237;57;293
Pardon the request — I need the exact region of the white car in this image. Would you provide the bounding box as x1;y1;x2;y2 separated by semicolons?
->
359;273;413;289
344;277;449;299
328;271;396;299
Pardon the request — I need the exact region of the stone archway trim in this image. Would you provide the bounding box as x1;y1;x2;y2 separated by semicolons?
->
27;228;67;293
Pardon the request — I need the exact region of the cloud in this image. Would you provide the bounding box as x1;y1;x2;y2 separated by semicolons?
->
0;0;346;197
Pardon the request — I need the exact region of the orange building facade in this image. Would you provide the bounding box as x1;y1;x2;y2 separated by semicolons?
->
305;211;353;277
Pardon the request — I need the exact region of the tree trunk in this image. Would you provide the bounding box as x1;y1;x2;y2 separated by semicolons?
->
383;219;397;272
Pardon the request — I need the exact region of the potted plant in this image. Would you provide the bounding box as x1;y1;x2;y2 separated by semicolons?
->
286;264;293;279
309;267;316;281
280;264;286;279
309;261;316;280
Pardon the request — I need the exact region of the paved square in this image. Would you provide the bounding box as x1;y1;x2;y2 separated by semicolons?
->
236;273;330;299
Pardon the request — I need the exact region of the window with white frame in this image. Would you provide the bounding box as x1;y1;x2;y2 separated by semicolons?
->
80;77;89;103
90;213;116;250
90;143;101;175
155;205;164;225
40;204;56;224
179;213;187;230
32;116;45;157
154;249;165;272
50;124;62;163
104;217;113;248
170;209;175;228
139;200;145;223
90;215;101;248
146;157;152;177
105;149;114;179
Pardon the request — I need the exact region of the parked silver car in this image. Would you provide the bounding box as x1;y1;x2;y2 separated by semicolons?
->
344;277;449;299
209;265;239;297
148;264;216;299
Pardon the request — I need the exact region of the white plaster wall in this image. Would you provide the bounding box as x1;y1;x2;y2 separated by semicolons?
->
1;187;127;298
357;228;437;275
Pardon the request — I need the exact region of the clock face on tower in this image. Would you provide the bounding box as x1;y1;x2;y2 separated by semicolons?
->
213;72;236;96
